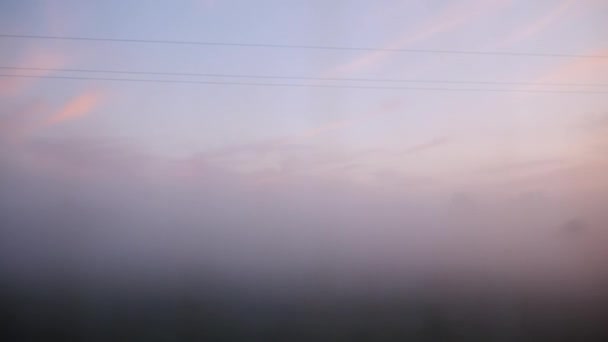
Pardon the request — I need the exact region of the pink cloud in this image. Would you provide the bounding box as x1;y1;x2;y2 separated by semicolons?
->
45;90;103;125
0;89;102;146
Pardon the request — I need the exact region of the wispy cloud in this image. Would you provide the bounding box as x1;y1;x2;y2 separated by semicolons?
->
487;113;608;194
196;100;404;183
45;90;103;125
577;112;608;160
327;0;511;76
481;158;565;175
293;99;401;140
397;137;450;156
499;0;578;46
497;160;608;195
207;99;401;161
0;89;102;146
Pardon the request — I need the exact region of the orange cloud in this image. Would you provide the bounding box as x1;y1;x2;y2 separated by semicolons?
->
46;90;103;125
327;0;511;76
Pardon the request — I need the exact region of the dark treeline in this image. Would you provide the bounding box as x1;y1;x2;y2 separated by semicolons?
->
2;273;607;342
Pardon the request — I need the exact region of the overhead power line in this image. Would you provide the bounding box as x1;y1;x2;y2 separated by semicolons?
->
1;74;606;94
1;34;606;59
2;66;606;87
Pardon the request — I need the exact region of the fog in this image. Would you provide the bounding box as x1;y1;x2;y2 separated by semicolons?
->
1;130;607;340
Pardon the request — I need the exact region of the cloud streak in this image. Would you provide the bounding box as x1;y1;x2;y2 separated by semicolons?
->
207;100;401;162
45;90;102;125
293;99;401;140
327;0;511;76
499;0;578;46
397;137;450;156
486;158;564;172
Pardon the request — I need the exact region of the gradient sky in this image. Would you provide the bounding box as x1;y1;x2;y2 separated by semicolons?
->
1;0;608;293
1;0;607;176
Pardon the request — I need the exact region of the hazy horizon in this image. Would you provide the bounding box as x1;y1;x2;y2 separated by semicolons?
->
1;0;607;340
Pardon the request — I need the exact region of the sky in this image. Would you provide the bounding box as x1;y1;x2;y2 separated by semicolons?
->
1;0;608;298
